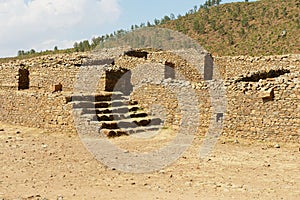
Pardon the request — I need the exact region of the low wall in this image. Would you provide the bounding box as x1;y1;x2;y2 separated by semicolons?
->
0;90;75;134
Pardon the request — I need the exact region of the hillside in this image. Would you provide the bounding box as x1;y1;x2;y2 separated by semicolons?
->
162;0;300;56
2;0;300;60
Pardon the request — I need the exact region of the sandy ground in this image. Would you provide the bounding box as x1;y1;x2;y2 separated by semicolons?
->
0;121;299;200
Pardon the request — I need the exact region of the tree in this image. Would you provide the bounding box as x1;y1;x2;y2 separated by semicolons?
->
282;7;287;17
207;0;212;6
161;15;171;24
193;20;205;34
30;49;36;54
194;5;198;13
154;19;160;25
241;16;249;27
54;46;58;51
91;37;101;48
170;13;175;20
17;50;25;56
73;42;79;52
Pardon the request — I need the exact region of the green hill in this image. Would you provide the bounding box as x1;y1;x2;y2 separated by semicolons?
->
5;0;300;60
162;0;300;56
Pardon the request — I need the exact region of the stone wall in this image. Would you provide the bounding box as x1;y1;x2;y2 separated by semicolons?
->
130;80;212;134
0;65;19;90
224;70;299;142
215;54;300;80
115;49;210;84
0;49;299;142
128;53;300;142
0;90;75;134
0;53;86;92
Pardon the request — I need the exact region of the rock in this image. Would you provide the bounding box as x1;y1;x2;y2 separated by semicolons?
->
57;196;64;200
0;129;4;131
274;144;280;148
260;87;275;102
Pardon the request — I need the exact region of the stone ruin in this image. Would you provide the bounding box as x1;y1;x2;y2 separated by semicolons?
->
0;48;299;142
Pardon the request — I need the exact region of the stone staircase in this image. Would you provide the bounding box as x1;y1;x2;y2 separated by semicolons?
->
72;91;163;137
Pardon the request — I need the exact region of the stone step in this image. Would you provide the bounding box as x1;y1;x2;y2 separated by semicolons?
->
100;121;119;129
80;105;141;115
82;109;153;122
99;129;128;137
72;99;137;109
97;112;149;121
125;112;148;118
71;92;123;102
99;125;161;137
83;117;162;130
126;125;161;134
83;113;124;121
72;101;114;109
99;117;163;129
106;105;141;113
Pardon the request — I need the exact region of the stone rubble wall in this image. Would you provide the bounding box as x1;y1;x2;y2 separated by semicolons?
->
0;90;75;134
0;66;19;90
127;53;300;142
0;53;87;92
115;49;208;84
130;79;212;135
0;49;299;142
215;54;300;80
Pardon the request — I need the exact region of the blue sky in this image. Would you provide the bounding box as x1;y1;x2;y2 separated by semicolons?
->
0;0;254;57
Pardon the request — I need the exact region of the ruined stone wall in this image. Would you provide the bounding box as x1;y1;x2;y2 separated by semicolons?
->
0;50;299;142
115;49;208;85
224;70;299;142
130;54;300;142
0;50;127;133
210;54;300;142
130;80;211;134
0;53;86;133
215;54;300;80
0;90;75;134
0;53;86;92
0;65;19;90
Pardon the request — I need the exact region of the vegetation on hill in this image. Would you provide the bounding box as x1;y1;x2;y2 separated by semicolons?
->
163;0;300;56
10;0;300;60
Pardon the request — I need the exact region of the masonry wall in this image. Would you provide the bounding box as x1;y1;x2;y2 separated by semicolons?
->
0;65;18;90
0;90;75;134
130;53;300;142
215;54;300;80
0;50;299;142
115;49;208;85
131;81;212;135
0;53;86;92
214;54;300;142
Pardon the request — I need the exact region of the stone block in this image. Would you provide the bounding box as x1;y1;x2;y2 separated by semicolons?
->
51;83;62;92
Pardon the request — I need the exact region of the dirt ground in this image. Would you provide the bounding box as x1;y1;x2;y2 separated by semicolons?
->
0;121;299;200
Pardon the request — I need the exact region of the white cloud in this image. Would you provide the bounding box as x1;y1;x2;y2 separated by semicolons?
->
0;0;121;57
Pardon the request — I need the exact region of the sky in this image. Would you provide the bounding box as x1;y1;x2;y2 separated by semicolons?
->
0;0;254;57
